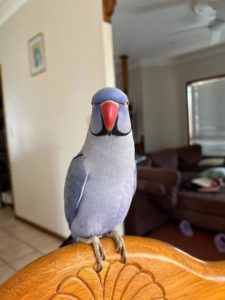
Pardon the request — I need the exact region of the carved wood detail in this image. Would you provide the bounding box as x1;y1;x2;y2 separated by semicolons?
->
102;0;117;23
1;237;225;299
50;261;166;300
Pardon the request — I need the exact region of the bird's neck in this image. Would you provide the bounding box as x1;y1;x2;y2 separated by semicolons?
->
82;131;135;159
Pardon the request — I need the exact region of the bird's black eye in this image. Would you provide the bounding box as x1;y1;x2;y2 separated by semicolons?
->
125;100;129;108
91;101;94;106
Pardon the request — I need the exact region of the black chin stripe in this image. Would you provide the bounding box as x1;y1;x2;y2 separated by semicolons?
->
90;119;131;136
90;127;131;136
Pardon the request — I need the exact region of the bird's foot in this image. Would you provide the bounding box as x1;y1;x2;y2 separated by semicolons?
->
105;231;127;263
77;236;106;272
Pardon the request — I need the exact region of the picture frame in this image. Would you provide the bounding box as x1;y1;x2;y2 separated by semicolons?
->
28;33;46;76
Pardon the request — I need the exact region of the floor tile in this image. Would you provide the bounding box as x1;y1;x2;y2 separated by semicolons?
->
0;206;63;283
5;219;34;235
0;213;14;228
40;240;61;254
28;233;62;252
0;258;6;267
0;232;21;251
10;251;43;271
10;226;44;243
0;217;24;231
0;241;35;263
0;263;15;284
0;228;10;238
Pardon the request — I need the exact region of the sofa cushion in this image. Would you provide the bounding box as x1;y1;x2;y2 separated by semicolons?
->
138;166;181;187
137;179;177;210
177;187;225;218
177;144;202;169
150;148;178;169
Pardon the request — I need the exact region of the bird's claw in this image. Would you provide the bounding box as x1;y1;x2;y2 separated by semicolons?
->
97;259;103;272
77;232;127;271
77;236;106;272
99;242;106;261
106;231;127;263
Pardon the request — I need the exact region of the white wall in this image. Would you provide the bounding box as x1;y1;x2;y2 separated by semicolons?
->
141;64;180;152
0;0;111;237
127;50;225;152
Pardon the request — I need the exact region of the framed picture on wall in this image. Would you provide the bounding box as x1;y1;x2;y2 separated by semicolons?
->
28;33;46;76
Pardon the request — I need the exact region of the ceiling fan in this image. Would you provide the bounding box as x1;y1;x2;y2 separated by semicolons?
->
130;0;225;46
129;0;188;13
171;0;225;46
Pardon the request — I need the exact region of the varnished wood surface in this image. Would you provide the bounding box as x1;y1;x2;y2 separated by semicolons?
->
102;0;117;23
120;55;129;96
0;236;225;299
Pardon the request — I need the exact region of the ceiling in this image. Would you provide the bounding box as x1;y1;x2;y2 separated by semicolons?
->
112;0;225;65
1;0;225;66
0;0;28;26
0;0;8;8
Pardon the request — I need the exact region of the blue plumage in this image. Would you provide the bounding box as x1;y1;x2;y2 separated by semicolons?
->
92;87;128;105
64;87;136;270
64;154;88;227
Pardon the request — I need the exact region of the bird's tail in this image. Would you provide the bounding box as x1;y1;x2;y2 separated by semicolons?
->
59;235;75;248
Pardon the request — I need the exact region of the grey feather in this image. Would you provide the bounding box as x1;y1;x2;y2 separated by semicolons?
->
64;154;88;227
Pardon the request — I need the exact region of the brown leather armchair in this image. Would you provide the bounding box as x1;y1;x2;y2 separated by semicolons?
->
125;165;181;236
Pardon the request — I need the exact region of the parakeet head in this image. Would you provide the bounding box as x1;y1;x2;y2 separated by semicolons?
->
90;87;131;136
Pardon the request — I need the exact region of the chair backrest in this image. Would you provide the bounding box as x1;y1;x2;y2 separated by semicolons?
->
0;236;225;299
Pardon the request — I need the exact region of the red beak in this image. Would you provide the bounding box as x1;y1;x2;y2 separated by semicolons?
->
101;100;119;132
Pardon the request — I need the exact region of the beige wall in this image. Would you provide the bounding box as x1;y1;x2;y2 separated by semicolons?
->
0;0;110;237
116;66;143;143
129;67;143;143
127;50;225;152
141;64;180;152
102;22;115;86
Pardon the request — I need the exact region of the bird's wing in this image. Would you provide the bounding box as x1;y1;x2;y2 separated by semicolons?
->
133;166;137;195
64;154;88;227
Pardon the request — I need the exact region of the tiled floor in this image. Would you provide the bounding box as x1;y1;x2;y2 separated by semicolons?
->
0;206;63;284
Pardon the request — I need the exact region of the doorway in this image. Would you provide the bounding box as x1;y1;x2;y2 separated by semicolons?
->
0;67;13;207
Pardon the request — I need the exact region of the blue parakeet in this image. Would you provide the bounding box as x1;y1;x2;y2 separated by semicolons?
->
64;87;136;271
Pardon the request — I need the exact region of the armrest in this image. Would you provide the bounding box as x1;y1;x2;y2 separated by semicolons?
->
136;166;181;211
137;179;166;196
137;165;181;188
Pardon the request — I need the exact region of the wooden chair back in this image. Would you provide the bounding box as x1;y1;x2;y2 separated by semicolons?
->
0;236;225;299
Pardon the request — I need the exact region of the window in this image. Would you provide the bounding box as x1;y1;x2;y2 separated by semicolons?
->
187;75;225;156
